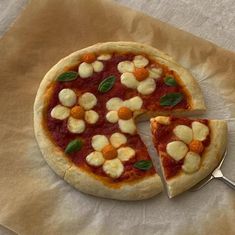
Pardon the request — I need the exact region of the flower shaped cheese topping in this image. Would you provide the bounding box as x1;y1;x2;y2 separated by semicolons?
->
50;89;99;133
78;53;111;78
86;133;135;178
105;96;143;135
166;121;209;173
117;55;162;95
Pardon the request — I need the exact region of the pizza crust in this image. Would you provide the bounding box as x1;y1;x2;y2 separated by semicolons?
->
163;120;228;198
34;42;206;200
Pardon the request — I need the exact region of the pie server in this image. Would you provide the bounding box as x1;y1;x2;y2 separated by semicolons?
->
191;149;235;191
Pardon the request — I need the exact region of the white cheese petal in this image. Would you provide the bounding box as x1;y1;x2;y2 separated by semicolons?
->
110;132;127;148
133;55;149;68
86;151;105;167
106;97;123;111
106;111;118;123
78;62;93;78
92;61;104;72
123;96;143;111
58;89;77;107
117;61;134;73
148;67;162;79
103;159;124;178
92;135;109;151
50;105;70;120
117;147;135;161
137;78;156;95
97;54;111;60
182;151;201;173
192;121;209;141
67;117;85;133
166;141;188;161
79;92;97;110
118;119;136;135
154;116;170;125
120;72;139;89
173;125;193;144
84;110;99;124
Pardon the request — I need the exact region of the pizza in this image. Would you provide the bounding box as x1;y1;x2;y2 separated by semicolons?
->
150;116;227;198
34;41;206;200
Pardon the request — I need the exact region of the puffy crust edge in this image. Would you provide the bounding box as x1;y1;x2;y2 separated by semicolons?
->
157;119;228;198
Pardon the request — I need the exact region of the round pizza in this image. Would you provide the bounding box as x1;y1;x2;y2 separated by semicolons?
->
150;116;227;198
34;42;206;200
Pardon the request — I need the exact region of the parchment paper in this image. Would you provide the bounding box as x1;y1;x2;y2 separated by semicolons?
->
0;0;234;234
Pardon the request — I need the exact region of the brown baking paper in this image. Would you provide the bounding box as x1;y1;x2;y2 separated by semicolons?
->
0;0;235;234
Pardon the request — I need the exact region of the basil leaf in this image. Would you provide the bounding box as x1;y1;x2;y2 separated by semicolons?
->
98;76;116;93
160;92;183;106
65;139;83;154
164;76;177;86
133;160;153;171
57;71;78;82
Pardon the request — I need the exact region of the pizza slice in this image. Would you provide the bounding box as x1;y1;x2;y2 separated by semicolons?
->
150;116;227;198
34;42;206;200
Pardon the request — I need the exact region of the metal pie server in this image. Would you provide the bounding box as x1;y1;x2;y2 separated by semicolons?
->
191;149;235;191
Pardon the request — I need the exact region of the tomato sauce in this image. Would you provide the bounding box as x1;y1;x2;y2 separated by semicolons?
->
153;116;210;179
44;53;190;183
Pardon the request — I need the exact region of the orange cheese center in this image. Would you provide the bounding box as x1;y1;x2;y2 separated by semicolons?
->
118;107;132;120
70;106;85;119
189;140;204;154
82;53;96;63
133;67;149;81
102;144;117;160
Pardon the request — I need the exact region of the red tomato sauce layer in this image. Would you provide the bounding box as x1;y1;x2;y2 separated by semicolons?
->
45;53;190;183
153;117;210;179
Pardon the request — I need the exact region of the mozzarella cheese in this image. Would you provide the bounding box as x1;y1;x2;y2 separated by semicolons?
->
84;110;99;124
67;117;85;133
154;116;170;125
121;72;139;89
92;61;104;72
106;97;123;111
50;105;70;120
79;92;97;110
91;135;109;151
102;159;124;178
110;132;127;148
118;119;136;135
123;96;143;111
86;151;105;167
166;141;188;161
117;61;135;73
182;151;201;173
173;125;193;144
97;54;111;60
148;67;162;79
106;111;118;123
58;89;77;107
192;121;209;141
133;55;149;68
78;62;93;78
137;78;156;95
117;147;135;161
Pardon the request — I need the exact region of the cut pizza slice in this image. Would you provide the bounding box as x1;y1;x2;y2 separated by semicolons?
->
150;116;228;198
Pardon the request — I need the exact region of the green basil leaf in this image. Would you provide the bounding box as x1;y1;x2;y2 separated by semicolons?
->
133;160;153;171
65;139;83;154
98;76;116;93
164;76;177;86
160;92;183;106
57;71;78;82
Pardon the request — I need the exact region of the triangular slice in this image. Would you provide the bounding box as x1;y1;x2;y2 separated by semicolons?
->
150;116;227;198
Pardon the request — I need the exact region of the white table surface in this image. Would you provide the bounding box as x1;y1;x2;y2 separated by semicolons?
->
0;0;234;51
